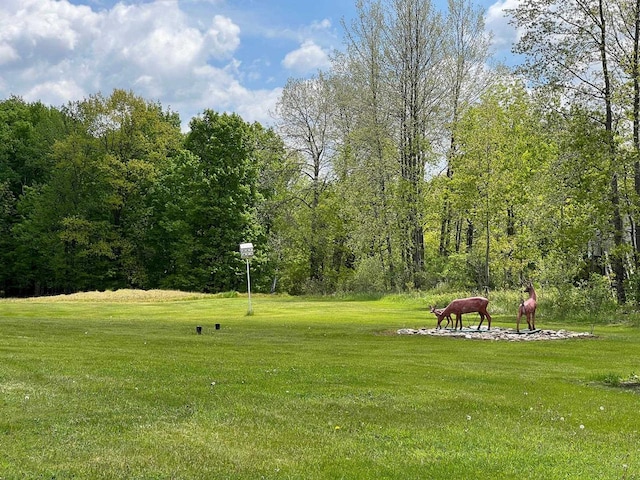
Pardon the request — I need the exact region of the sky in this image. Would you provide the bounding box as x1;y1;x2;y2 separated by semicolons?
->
0;0;520;130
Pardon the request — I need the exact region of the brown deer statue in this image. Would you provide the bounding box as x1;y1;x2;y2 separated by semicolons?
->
430;306;452;329
517;283;537;332
431;297;492;331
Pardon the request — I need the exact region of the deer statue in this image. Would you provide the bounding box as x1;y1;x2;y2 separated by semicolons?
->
517;283;537;332
431;297;492;331
430;306;452;329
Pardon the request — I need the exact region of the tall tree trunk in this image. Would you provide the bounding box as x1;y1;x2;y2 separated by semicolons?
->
439;0;491;257
484;145;491;287
394;0;432;289
632;0;640;275
466;219;474;252
598;0;626;303
439;170;453;256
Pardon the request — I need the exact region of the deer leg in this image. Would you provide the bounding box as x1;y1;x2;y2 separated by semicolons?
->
455;314;462;330
478;311;491;330
530;311;536;330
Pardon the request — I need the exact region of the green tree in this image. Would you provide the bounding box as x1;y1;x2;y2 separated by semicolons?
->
249;124;298;293
387;0;446;288
443;82;551;288
510;0;627;301
334;0;459;291
12;131;113;293
11;90;182;294
275;74;337;289
438;0;494;257
0;97;67;195
0;97;68;295
168;110;265;292
538;103;618;285
336;0;401;291
331;0;496;292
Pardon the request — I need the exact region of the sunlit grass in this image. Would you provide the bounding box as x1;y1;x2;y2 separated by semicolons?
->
1;291;639;478
3;289;218;303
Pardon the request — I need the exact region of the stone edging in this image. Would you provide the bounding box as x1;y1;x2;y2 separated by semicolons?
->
397;326;595;341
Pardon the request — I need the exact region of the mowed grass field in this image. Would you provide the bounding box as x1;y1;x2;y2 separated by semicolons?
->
1;290;639;479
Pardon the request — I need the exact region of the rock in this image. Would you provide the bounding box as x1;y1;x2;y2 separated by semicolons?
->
396;326;595;341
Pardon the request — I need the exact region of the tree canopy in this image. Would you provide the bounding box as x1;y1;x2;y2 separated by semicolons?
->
3;0;640;305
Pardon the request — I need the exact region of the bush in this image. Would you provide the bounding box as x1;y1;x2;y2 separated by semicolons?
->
545;274;617;321
342;256;389;293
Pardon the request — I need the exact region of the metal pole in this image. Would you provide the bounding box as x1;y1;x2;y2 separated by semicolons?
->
246;258;252;315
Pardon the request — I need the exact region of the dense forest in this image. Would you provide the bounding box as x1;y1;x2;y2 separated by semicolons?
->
2;0;640;305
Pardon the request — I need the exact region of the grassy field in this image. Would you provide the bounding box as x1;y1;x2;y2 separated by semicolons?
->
1;290;639;479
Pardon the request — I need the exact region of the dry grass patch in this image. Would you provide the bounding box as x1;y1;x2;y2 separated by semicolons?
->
3;289;216;303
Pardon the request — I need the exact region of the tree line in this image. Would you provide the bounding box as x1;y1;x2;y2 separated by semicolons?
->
2;0;640;304
273;0;640;303
0;91;285;295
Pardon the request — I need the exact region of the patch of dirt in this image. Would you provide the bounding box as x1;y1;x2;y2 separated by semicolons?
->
596;374;640;393
618;376;640;391
618;381;640;391
397;326;595;341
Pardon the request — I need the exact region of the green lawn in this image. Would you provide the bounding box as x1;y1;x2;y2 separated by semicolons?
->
1;291;638;479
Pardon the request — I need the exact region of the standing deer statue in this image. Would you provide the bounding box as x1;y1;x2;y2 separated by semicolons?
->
431;297;492;331
517;283;537;332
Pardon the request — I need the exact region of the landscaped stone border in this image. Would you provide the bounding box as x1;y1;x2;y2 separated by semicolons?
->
397;326;595;341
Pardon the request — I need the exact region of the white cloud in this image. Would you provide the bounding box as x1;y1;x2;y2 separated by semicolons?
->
486;0;521;50
168;63;280;129
96;1;231;77
281;40;330;74
0;0;99;68
0;0;280;129
204;15;241;59
24;79;86;107
0;44;18;65
310;19;332;31
236;87;282;124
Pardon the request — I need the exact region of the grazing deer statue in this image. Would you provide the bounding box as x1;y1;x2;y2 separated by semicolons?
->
431;297;492;331
430;306;452;329
517;283;537;332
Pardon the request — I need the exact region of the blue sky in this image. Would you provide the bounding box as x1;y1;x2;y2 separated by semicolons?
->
0;0;519;129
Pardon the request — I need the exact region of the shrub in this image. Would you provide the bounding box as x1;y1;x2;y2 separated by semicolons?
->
545;274;617;321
